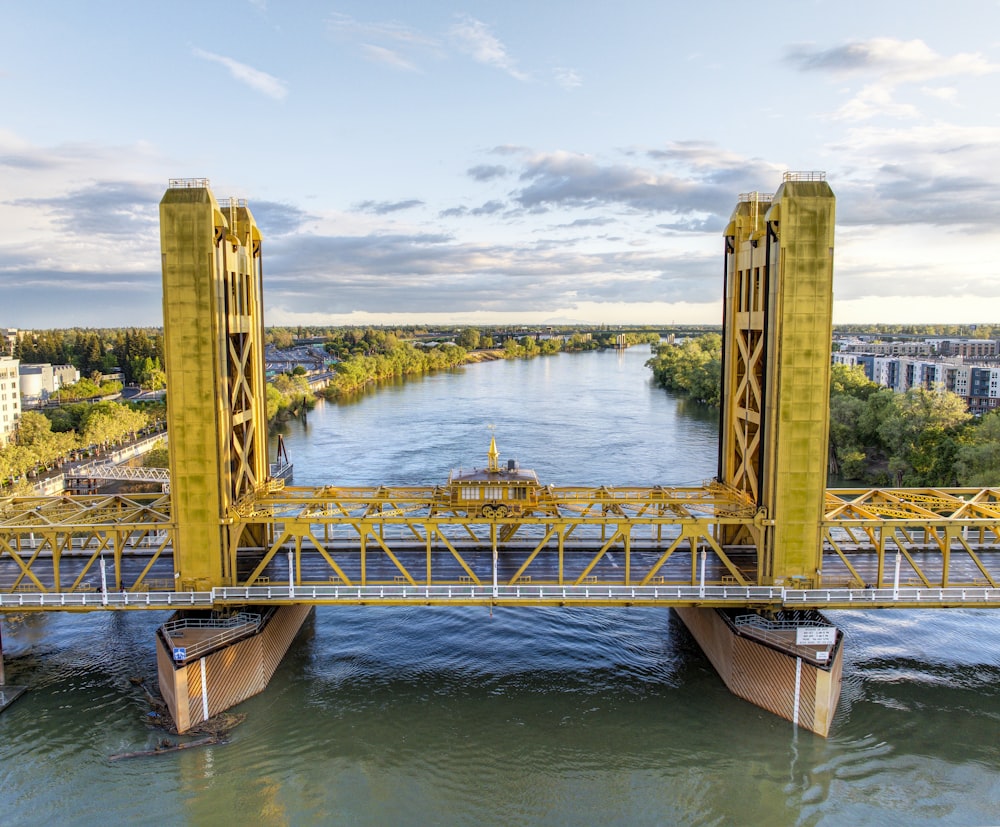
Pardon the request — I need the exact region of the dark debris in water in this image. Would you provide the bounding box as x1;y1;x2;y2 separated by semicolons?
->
108;676;247;760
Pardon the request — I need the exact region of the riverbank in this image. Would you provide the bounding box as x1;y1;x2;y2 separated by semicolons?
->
462;349;504;363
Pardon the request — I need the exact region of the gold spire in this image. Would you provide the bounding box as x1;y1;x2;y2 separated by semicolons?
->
487;436;500;472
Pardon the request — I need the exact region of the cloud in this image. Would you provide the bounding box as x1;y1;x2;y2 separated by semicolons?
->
0;267;163;327
469;200;506;216
440;200;506;218
558;217;616;229
467;164;509;182
921;86;958;102
785;38;999;121
249;200;312;236
192;48;288;100
11;180;161;237
786;38;997;81
510;149;776;220
361;44;419;72
490;144;531;156
326;12;442;72
327;12;439;49
354;199;425;215
553;67;582;90
0;152;61;171
448;15;529;81
261;231;720;317
829;123;1000;229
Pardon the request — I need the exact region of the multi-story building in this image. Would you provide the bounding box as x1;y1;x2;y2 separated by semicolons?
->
966;366;1000;414
0;329;18;357
834;343;1000;414
937;339;998;358
0;356;22;446
19;363;80;407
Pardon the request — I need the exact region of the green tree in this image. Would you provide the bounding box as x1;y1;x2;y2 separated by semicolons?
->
142;441;170;469
876;387;971;486
828;365;881;479
80;402;149;448
14;411;77;469
955;410;1000;486
646;334;721;406
456;328;481;349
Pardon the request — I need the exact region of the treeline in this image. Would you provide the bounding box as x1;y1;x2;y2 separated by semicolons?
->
52;376;124;402
266;324;679;349
312;329;660;401
323;341;469;397
267;371;317;421
264;336;472;419
828;364;990;486
14;328;165;388
0;402;158;489
833;323;997;339
647;334;1000;486
646;334;722;406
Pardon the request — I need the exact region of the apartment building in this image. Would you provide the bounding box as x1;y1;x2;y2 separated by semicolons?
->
0;356;21;446
833;341;1000;413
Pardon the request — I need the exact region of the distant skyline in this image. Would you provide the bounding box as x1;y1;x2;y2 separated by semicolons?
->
2;1;1000;329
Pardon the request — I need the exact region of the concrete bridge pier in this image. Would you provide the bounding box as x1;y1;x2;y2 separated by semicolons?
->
0;623;28;713
675;608;843;737
156;606;312;733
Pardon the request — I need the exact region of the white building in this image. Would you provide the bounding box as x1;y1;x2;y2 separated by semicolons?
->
0;356;21;446
19;363;80;406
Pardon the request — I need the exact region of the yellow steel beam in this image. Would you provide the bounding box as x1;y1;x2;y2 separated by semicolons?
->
3;483;1000;598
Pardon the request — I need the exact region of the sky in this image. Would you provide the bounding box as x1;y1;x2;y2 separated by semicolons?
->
1;0;999;329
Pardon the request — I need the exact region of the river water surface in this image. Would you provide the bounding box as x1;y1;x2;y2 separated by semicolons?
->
1;349;998;826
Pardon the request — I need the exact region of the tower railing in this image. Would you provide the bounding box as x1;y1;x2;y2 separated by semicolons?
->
782;171;826;182
167;178;211;189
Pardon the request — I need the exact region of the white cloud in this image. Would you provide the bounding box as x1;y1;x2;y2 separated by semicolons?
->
362;44;419;72
788;38;997;83
449;15;529;81
786;38;999;121
328;12;440;50
836;83;922;121
922;86;958;102
192;47;288;100
828;122;1000;228
554;67;582;90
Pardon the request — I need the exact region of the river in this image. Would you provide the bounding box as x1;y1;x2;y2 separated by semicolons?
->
1;349;998;826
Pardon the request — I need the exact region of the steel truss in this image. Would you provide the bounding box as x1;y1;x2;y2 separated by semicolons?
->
822;488;1000;591
230;481;762;593
0;493;175;594
1;485;999;608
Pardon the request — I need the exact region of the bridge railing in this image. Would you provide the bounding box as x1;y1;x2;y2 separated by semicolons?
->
162;612;263;662
1;583;998;610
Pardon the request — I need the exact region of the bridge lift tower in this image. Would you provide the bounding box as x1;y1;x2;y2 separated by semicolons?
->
675;173;840;734
158;181;310;731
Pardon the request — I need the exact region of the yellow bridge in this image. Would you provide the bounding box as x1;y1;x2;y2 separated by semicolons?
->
1;482;998;612
2;174;996;736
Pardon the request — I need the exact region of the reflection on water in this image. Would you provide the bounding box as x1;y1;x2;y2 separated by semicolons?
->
2;350;999;826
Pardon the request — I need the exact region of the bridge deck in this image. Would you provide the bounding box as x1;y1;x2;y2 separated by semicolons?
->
2;484;999;610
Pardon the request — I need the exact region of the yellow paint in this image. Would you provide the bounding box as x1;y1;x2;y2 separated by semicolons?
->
160;180;269;588
720;173;835;586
